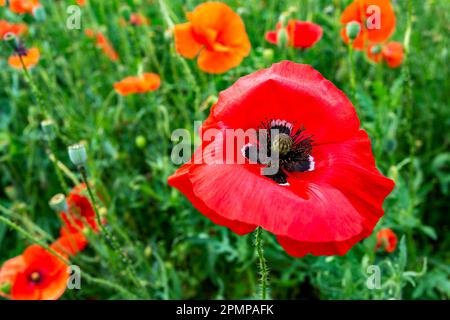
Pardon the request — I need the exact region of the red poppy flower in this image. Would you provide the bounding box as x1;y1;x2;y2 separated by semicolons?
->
381;41;403;68
0;256;25;299
0;245;69;300
340;0;396;50
9;0;40;14
173;2;251;74
51;228;88;256
168;61;394;257
375;228;398;253
85;29;119;62
60;183;104;234
265;20;323;49
0;20;28;39
367;42;403;68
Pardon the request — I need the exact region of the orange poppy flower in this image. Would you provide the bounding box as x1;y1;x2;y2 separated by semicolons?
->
265;19;323;49
381;41;403;68
8;47;40;69
85;29;119;62
76;0;86;6
0;0;5;6
367;41;403;68
0;20;28;39
174;2;251;74
51;229;88;256
375;228;398;253
0;245;69;300
114;73;161;96
9;0;40;14
340;0;396;50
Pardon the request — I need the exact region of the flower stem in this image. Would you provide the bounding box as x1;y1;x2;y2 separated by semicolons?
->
77;165;147;297
347;42;360;114
254;226;269;300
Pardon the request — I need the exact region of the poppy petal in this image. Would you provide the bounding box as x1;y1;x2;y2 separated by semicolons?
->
209;61;360;144
174;22;203;59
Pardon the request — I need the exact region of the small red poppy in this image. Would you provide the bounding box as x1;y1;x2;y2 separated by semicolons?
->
60;183;104;234
0;245;69;300
375;228;398;253
51;228;88;256
265;20;323;49
367;42;404;68
168;61;395;257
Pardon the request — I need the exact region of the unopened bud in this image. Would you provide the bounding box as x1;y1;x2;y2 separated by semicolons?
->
346;21;361;41
277;28;289;48
262;48;274;61
49;193;68;213
41;119;56;140
144;246;152;257
370;45;382;55
68;143;87;167
33;6;46;22
135;135;147;149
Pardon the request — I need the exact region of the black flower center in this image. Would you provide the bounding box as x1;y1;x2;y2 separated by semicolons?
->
242;119;314;185
29;271;43;284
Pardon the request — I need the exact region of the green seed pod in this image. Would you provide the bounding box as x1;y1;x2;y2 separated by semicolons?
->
68;143;87;167
271;133;293;155
346;21;361;41
33;6;46;22
41;119;56;140
49;193;68;213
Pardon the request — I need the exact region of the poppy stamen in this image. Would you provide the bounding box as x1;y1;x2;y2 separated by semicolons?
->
242;119;315;185
29;271;42;284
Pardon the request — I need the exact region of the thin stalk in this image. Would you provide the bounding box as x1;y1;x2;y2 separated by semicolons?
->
254;227;269;300
77;166;147;297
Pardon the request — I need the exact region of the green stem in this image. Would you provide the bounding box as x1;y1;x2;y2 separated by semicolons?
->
78;166;146;297
254;227;269;300
18;55;48;117
347;42;359;114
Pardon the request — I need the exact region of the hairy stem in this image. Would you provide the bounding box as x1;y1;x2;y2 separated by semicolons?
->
254;226;269;300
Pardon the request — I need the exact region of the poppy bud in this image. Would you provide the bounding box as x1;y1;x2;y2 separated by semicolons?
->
346;21;361;41
135;135;147;149
262;48;274;62
49;193;68;213
41;119;56;140
144;246;152;257
370;45;382;55
4;185;17;200
68;143;87;167
277;28;289;48
33;6;46;22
